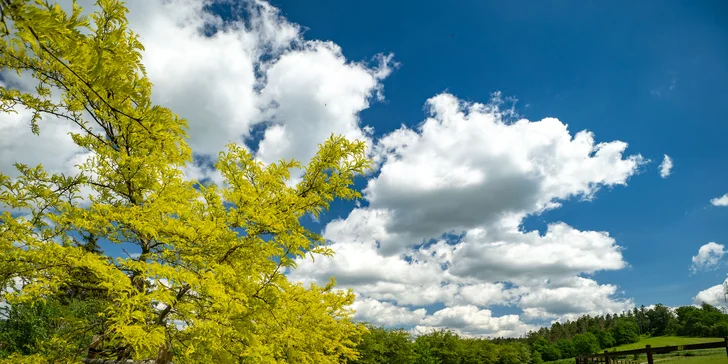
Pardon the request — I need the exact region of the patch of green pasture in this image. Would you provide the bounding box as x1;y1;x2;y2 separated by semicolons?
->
654;353;728;364
609;337;723;352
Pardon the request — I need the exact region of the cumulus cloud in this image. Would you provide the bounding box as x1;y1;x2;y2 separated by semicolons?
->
291;92;643;335
350;296;535;338
2;0;392;183
366;93;644;254
415;305;534;338
124;0;392;167
290;210;633;325
691;242;726;273
659;154;673;178
516;277;632;322
0;76;86;179
352;297;427;326
449;223;625;282
693;278;728;309
290;213;461;307
255;47;392;167
711;194;728;207
451;282;516;307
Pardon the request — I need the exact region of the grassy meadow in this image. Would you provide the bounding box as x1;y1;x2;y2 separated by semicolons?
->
655;353;727;364
546;337;727;364
609;336;724;352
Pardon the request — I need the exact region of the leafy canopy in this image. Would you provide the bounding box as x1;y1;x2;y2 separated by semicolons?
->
0;0;370;362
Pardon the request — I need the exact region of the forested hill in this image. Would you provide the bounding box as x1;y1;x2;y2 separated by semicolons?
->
350;302;728;364
522;303;728;361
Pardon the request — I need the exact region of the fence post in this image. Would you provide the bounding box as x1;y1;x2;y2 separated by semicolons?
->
604;350;610;364
646;344;653;364
724;336;728;357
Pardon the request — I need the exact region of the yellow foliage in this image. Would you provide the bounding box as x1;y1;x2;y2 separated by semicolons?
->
0;1;370;362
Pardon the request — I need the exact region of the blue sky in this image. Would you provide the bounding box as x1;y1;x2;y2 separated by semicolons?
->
1;0;727;337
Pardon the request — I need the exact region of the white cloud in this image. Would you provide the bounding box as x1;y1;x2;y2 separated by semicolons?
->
415;305;534;338
516;277;632;322
291;212;633;327
255;47;392;167
449;223;625;282
2;0;392;184
659;154;673;178
711;194;728;207
289;93;645;335
0;76;86;179
352;297;427;326
290;213;461;307
366;93;644;255
122;0;262;157
451;282;516;307
350;296;535;338
125;0;391;168
691;242;726;273
693;278;728;309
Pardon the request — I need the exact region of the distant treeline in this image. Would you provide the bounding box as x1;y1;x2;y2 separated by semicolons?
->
352;303;728;364
352;327;531;364
525;303;728;361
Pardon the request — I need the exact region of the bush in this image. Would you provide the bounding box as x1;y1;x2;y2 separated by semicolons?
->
611;319;640;345
532;351;544;364
597;331;616;349
572;333;600;356
556;339;576;359
710;321;728;337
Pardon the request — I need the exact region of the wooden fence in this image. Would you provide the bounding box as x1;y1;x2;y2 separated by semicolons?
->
576;337;728;364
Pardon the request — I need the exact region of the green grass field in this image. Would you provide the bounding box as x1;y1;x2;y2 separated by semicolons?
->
609;336;724;352
655;353;727;364
545;337;727;364
544;358;577;364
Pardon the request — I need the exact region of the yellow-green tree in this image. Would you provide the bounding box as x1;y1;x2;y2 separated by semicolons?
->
0;0;369;362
